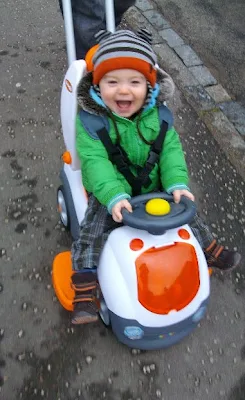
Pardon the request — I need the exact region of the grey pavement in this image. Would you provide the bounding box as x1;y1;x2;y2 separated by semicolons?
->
150;0;245;109
126;0;245;180
0;1;245;400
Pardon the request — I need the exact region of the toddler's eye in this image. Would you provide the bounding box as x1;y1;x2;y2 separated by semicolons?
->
132;80;140;85
108;80;117;85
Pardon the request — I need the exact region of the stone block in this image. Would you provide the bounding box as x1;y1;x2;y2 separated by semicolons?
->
218;101;245;136
126;7;164;44
206;84;231;104
201;110;245;178
174;45;203;67
143;10;170;29
159;28;184;48
135;0;154;11
153;43;200;87
189;65;217;87
183;85;215;111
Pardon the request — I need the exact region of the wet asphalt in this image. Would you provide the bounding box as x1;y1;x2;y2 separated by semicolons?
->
152;0;245;108
0;1;245;399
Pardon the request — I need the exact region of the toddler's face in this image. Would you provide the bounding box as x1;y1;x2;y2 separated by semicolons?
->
99;69;148;118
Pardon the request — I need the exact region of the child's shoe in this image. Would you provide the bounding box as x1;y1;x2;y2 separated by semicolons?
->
204;240;241;271
71;272;99;324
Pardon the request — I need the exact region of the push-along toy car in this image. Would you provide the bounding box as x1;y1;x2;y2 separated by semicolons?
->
52;0;210;350
53;190;210;350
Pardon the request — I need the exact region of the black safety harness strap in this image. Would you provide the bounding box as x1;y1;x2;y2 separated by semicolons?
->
134;121;168;193
96;120;168;196
96;128;138;191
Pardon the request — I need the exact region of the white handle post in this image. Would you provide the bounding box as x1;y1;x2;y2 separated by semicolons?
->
105;0;116;33
61;0;76;66
62;0;116;65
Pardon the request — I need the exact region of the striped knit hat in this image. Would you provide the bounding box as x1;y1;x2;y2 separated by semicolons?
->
85;29;158;87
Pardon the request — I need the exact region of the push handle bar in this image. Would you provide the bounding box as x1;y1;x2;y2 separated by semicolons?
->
62;0;116;66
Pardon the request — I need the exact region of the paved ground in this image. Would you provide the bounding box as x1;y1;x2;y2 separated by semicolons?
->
152;0;245;108
126;0;245;175
0;1;245;400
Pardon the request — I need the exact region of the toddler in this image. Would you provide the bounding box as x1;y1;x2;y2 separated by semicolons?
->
70;29;241;324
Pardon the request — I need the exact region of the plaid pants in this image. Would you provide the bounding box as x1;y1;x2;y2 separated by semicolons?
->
71;195;120;270
71;195;214;271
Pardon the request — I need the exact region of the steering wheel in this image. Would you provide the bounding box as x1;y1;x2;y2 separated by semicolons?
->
121;192;196;235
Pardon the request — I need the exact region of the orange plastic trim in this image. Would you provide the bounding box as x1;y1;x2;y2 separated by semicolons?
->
62;151;72;164
178;228;190;240
130;238;144;251
52;251;74;311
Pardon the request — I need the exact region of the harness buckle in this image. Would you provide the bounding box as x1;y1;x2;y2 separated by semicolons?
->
147;150;159;165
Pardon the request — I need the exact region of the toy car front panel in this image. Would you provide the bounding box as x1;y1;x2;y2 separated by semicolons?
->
98;225;210;326
109;299;209;350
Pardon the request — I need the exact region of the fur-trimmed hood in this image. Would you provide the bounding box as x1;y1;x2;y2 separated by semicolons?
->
77;67;175;116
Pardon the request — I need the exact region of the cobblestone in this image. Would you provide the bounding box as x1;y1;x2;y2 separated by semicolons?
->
206;84;231;103
174;45;203;67
159;28;184;48
188;65;217;87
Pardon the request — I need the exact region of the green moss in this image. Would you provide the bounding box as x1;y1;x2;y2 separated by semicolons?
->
199;107;220;116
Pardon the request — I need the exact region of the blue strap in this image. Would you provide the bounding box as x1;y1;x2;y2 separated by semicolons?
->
79;110;109;140
158;104;174;129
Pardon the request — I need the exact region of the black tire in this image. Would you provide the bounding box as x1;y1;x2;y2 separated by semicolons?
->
57;185;70;231
98;297;111;329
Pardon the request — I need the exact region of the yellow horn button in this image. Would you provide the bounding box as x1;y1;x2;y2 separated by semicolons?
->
145;198;171;216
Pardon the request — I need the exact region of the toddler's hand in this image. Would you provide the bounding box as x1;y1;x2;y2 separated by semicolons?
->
112;199;132;222
172;189;195;204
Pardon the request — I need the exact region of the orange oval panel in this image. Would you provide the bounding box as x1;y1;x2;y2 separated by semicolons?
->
62;151;72;164
178;228;190;240
136;243;200;314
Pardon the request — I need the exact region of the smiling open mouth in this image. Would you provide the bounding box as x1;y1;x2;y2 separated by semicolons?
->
116;101;132;110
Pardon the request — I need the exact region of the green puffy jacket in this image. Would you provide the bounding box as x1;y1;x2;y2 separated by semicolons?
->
76;105;189;212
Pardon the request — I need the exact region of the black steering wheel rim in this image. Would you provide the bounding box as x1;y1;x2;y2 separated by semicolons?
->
121;192;196;235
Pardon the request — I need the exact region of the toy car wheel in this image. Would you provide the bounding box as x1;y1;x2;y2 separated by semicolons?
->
57;186;70;230
99;298;111;328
